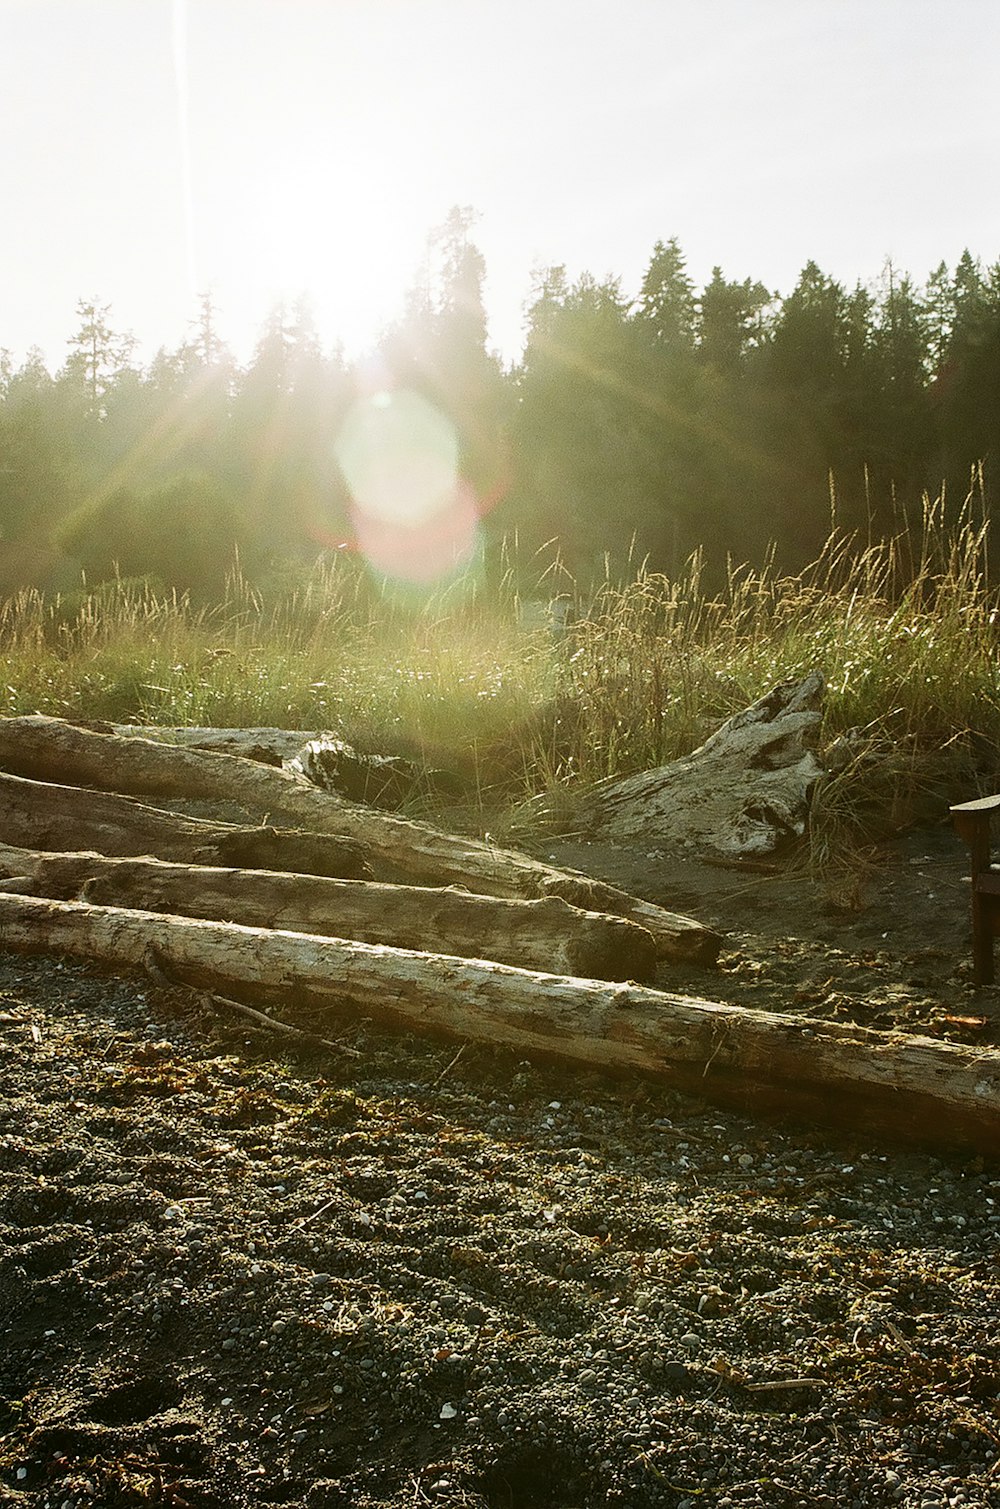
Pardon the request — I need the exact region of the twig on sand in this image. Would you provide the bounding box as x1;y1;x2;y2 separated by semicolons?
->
142;943;363;1058
429;1042;467;1088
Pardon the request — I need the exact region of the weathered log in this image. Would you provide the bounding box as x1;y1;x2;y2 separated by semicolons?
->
0;716;720;964
0;843;658;983
112;725;316;765
590;672;826;857
0;772;372;880
115;725;462;807
0;892;997;1155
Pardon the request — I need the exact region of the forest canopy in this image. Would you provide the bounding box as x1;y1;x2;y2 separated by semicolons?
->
2;216;998;601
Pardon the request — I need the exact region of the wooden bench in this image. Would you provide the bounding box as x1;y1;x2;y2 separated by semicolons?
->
950;794;1000;984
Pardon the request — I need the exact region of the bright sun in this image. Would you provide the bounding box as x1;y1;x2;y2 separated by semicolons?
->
248;155;429;355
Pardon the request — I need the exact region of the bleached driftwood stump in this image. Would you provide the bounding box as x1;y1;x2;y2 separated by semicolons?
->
590;672;825;857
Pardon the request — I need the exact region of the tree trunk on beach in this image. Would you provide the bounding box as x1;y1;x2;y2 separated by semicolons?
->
0;771;372;879
0;843;658;983
0;716;720;964
0;891;997;1157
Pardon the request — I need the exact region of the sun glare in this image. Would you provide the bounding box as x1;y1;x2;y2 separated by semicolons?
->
250;156;426;355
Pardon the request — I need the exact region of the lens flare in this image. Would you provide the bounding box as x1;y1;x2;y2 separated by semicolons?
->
334;387;481;586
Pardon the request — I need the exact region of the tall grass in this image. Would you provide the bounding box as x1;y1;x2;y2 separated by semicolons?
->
2;494;999;863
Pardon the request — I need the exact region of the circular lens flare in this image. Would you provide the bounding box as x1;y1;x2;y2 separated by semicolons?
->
335;387;480;586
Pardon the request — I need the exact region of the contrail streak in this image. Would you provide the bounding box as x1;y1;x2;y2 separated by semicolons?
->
172;0;198;298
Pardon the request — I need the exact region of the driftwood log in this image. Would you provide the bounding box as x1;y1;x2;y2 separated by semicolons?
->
1;892;997;1156
0;844;658;983
0;716;719;964
111;725;316;764
591;672;825;857
0;772;371;880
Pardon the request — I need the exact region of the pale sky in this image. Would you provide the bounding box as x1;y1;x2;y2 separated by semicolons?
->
2;0;998;371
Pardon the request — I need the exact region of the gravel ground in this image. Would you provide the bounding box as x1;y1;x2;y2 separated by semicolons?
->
2;820;1000;1509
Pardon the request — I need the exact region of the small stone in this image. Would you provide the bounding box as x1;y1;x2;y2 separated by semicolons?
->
439;1402;457;1420
680;1332;701;1350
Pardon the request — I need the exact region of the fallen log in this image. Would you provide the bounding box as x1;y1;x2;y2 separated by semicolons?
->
0;843;658;983
0;716;720;964
0;892;997;1155
111;725;315;765
0;772;372;880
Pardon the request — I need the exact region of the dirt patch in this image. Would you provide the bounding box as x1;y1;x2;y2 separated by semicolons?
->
545;817;995;1044
2;824;999;1508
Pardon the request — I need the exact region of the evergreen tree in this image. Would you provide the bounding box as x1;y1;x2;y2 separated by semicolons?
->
697;268;773;374
870;262;933;509
636;238;696;355
934;252;1000;488
63;299;135;416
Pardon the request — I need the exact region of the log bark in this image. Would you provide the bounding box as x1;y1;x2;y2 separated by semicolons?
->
0;772;372;880
112;725;316;765
0;843;658;983
0;716;720;964
590;672;826;857
0;891;997;1156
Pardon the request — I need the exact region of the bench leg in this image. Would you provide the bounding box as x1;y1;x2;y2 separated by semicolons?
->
972;888;995;986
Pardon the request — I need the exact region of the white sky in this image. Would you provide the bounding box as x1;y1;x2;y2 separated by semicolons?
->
2;0;998;371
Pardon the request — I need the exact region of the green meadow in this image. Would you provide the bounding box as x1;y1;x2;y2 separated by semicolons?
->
4;493;998;880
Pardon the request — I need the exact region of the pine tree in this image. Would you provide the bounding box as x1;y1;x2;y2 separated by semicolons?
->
63;299;135;416
697;267;773;374
636;238;696;355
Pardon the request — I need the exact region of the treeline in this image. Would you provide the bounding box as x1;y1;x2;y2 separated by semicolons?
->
2;210;998;600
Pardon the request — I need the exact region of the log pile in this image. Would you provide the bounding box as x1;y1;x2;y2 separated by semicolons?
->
0;716;714;962
0;713;998;1156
